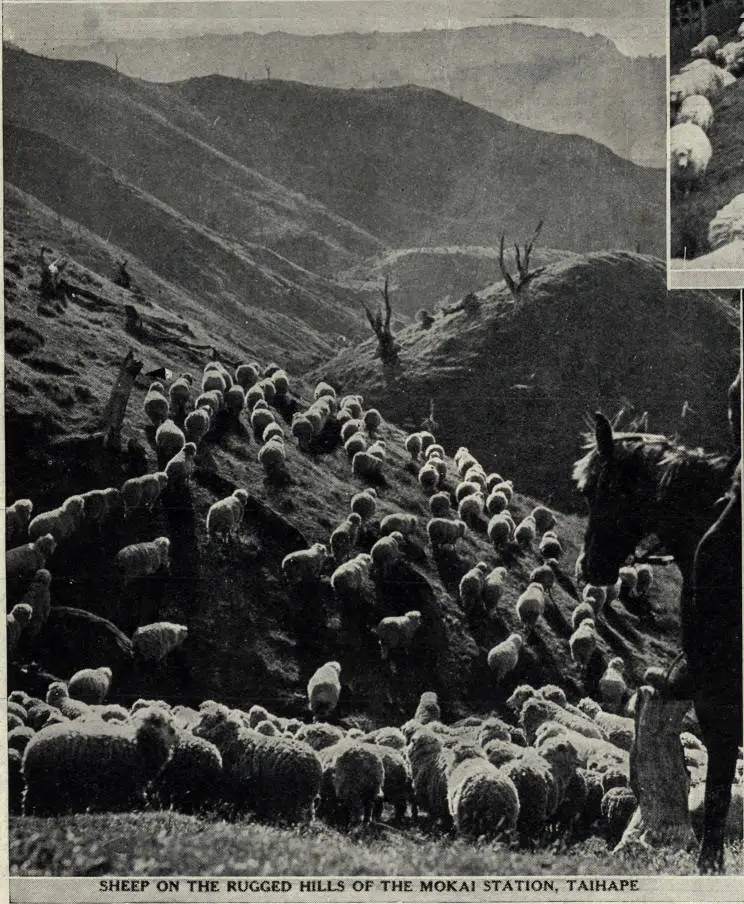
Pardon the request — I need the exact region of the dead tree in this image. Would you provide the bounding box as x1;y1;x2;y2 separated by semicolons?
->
421;399;439;435
100;350;144;451
498;220;546;301
362;277;399;364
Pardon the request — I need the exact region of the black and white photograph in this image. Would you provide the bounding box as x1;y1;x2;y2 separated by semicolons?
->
2;0;743;898
669;0;744;286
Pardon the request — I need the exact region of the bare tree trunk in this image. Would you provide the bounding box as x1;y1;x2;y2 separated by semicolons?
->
616;686;697;852
101;350;144;451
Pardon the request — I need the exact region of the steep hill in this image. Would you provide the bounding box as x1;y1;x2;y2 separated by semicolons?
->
175;76;665;256
5;196;688;727
315;252;740;511
49;24;665;167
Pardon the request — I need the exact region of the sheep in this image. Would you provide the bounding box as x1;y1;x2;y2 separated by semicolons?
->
454;446;478;475
79;489;106;527
365;727;407;751
344;432;367;457
428;455;447;482
223;384;246;418
691;35;720;62
405;432;422;460
205;490;248;543
314;381;336;402
516;582;546;630
529;563;555;592
414;691;441;724
330;513;363;563
251;406;276;441
235;363;260;390
21;568;52;639
485;489;509;516
521;697;608;748
121;476;144;516
380;513;417;537
368;440;387;459
674;94;714;133
459;562;489;616
291;415;314;451
155;419;186;463
281;543;328;584
716;39;744;75
670;60;728;108
245;383;265;410
418;431;436;454
317;740;384;827
271;369;289;396
28;496;84;544
418;462;440;491
6;499;33;544
635;563;654;597
132;622;188;662
530;505;556;533
487;513;513;548
21;706;177;815
6;534;57;581
68;667;112;704
570;619;596;668
669;122;712;195
446;745;520;839
599;658;627;709
115;537;170;583
8;725;37;756
372;611;422;660
425;443;445;461
7;603;33;659
150;728;223;814
308;661;342;720
363;409;382;432
539;532;563;559
195;390;224;418
339;394;364;417
370;532;403;573
340;419;363;444
144;382;170;426
483;565;508;608
263;421;285;444
582;584;607;614
330;552;373;596
487;634;523;683
462;467;487;490
601;786;638;849
201;369;227;394
168;373;193;413
295;722;346;751
514;516;537;549
427;517;466;549
352;450;383;480
258;438;286;475
407;728;454;824
364;741;413;821
458;492;485;528
139;473;169;511
164;442;197;487
428;492;451;518
350;489;377;521
577;698;634;752
571;601;595;630
193;702;322;823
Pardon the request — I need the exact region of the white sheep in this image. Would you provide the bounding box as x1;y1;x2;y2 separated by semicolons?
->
429;492;452;518
140;473;169;511
344;432;367;457
454;446;478;475
487;513;513;547
291;415;314;451
716;39;744;74
263;421;284;444
7;603;33;659
487;634;523;682
691;35;720;62
330;512;363;563
490;480;514;503
270;369;289;395
459;562;489;616
132;622;189;661
206;489;249;542
446;745;520;839
618;565;638;596
6;534;57;581
380;512;417;537
258;437;286;474
224;384;246;417
414;691;441;724
363;409;382;432
569;619;596;668
251;406;276;440
340;419;363;444
458;492;485;528
516;582;545;630
350;489;377;521
6;499;33;544
635;563;654;597
168;374;193;412
330;552;373;595
428;454;448;482
68;667;112;704
671;60;728;106
339;394;364;417
405;432;422;460
155;419;186;462
371;532;404;573
245;383;265;410
21;568;52;638
318;739;384;827
599;658;627;709
144;382;170;426
485;489;509;516
281;543;328;584
462;467;487;491
235;363;260;389
674;94;714;133
669;122;712;195
28;496;84;543
372;610;422;659
184;407;211;445
308;661;342;719
514;516;537;549
427;517;466;549
571;601;595;630
314;381;336;402
115;537;170;583
483;566;508;608
418;462;440;491
531;505;556;533
164;442;197;487
201;369;227;394
367;440;387;459
352;450;383;479
582;584;607;614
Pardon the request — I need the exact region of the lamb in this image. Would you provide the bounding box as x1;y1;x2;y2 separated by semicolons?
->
164;442;197;487
569;619;596;668
115;537;171;583
21;706;178;815
598;657;627;709
6;534;57;581
317;740;384;827
330;552;373;596
168;373;193;414
669;123;712;195
407;728;455;823
344;432;367;457
459;562;488;616
308;661;342;720
144;382;170;426
516;582;546;630
674;94;714;133
68;667;112;704
405;432;423;460
414;691;441;724
487;513;513;547
363;409;382;432
428;492;451;518
193;702;322;823
352;450;383;479
483;566;508;608
235;363;261;390
514;516;537;549
458;492;485;527
21;568;52;638
281;543;329;584
691;35;720;62
7;603;33;659
330;513;363;563
446;745;520;839
28;496;84;544
224;384;246;417
487;634;523;683
155;419;186;462
372;610;422;660
6;499;33;544
418;462;440;491
350;489;377;521
576;698;634;752
427;517;467;549
132;623;188;662
258;438;286;475
371;532;404;573
380;512;417;537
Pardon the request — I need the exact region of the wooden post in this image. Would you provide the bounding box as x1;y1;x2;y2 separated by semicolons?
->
616;685;697;852
101;350;144;451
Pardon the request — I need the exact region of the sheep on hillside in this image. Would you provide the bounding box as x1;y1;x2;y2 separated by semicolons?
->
6;499;33;545
483;566;508;607
6;534;57;581
669;122;712;196
674;94;714;132
281;543;328;584
380;512;417;537
407;728;454;825
7;604;33;659
168;374;193;414
28;496;84;544
446;744;520;839
308;661;342;720
487;634;523;683
418;462;440;491
691;35;720;62
317;740;384;827
350;489;377;521
68;667;112;704
21;568;52;639
370;532;404;573
115;537;170;583
164;443;197;488
352;450;383;480
427;517;466;549
459;562;489;617
155;419;186;462
372;611;422;660
330;513;363;563
132;623;188;662
330;553;373;597
144;383;170;427
516;582;546;631
429;492;452;518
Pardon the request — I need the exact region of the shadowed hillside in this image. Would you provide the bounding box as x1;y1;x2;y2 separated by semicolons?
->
315;252;740;511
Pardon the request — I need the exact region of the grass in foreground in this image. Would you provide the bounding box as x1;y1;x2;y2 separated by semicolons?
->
9;813;744;877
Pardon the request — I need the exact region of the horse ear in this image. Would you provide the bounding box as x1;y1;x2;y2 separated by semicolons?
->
594;412;614;460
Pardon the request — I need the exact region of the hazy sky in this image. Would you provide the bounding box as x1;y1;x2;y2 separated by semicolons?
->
4;1;667;57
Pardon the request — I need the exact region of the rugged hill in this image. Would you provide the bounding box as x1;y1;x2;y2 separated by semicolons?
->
315;251;740;511
175;76;665;256
48;24;665;167
5;197;688;725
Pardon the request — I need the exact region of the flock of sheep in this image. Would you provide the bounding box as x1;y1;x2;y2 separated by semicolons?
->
6;358;743;850
670;18;744;264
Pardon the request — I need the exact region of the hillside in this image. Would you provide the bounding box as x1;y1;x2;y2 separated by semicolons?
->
48;24;665;167
175;77;665;256
5;200;691;729
315;252;740;511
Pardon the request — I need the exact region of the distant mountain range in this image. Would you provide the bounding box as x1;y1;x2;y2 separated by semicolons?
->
42;24;664;167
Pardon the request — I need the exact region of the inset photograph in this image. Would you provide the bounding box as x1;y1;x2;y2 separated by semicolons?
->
669;1;744;287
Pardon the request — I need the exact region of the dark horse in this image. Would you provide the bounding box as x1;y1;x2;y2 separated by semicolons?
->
572;409;741;872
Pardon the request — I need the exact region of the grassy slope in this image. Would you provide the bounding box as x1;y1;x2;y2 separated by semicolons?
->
316;252;740;512
174;77;665;256
12;813;742;877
